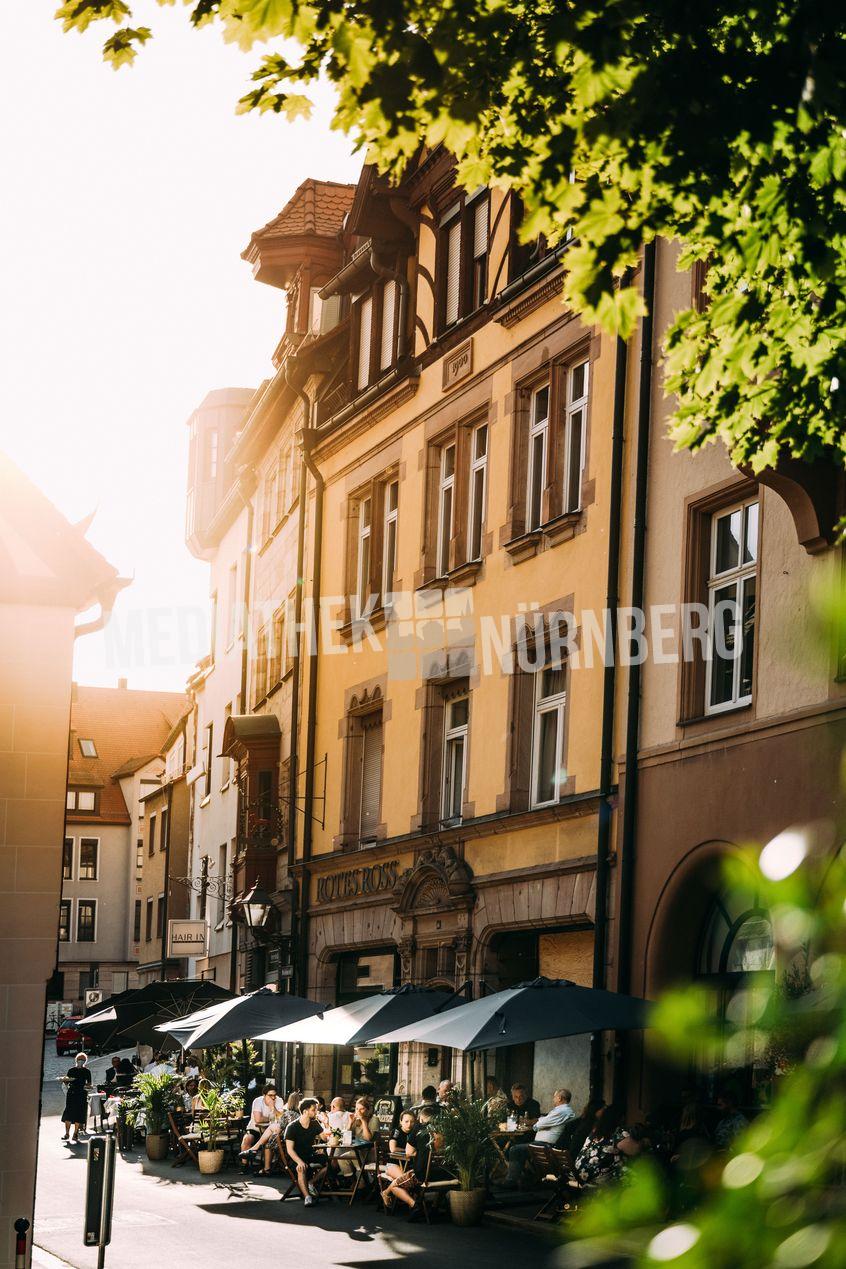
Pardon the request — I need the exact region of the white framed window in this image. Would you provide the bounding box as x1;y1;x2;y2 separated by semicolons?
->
355;496;373;618
470;195;489;310
78;837;99;881
380;279;398;372
76;899;97;944
531;660;567;807
357;295;374;391
443;210;462;327
467;423;488;562
263;466;279;540
358;713;383;843
308;286;323;335
441;695;469;824
78;738;97;758
437;443;456;577
63;837;73;881
706;499;759;714
563;360;589;513
526;383;550;531
59;899;71;943
66;789;96;812
226;563;238;647
382;480;399;598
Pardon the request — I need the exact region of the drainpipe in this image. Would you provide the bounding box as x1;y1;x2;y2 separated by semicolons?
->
616;240;657;1001
238;502;255;716
159;778;174;979
590;331;629;1098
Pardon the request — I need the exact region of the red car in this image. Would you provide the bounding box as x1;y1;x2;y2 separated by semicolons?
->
55;1018;97;1056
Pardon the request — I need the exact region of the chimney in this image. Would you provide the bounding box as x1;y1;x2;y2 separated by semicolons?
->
117;677;128;690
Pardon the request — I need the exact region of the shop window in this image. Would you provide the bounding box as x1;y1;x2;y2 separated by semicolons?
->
63;837;73;881
679;482;759;722
505;353;591;548
334;949;397;1099
339;705;384;848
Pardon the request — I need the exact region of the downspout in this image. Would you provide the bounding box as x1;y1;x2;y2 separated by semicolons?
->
160;777;174;978
238;502;255;716
616;240;657;999
286;385;309;872
590;331;629;1098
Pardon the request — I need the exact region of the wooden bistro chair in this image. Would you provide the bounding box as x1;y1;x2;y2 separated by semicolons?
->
276;1137;304;1203
526;1144;583;1222
168;1111;202;1168
417;1152;460;1224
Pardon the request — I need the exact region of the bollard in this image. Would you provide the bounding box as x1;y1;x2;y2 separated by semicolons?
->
14;1218;29;1269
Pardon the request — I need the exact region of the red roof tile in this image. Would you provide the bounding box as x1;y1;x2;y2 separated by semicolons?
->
244;179;356;254
68;684;189;825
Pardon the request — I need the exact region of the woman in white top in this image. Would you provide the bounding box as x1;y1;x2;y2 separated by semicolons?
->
239;1084;281;1174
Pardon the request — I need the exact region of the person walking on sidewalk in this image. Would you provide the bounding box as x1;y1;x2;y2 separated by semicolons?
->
61;1052;91;1143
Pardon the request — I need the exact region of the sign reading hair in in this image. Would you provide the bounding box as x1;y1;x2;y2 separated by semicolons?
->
167;919;209;958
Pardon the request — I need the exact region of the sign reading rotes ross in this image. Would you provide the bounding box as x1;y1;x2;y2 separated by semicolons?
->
316;860;400;905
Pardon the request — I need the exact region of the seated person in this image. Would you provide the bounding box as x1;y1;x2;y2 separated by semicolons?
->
279;1091;302;1128
436;1078;454;1106
382;1109;419;1185
182;1077;200;1114
102;1056;124;1093
501;1089;576;1188
560;1099;603;1159
412;1084;438;1112
349;1095;380;1142
713;1090;748;1152
283;1098;331;1206
239;1084;281;1173
506;1082;541;1124
382;1105;451;1219
574;1104;641;1185
483;1077;508;1119
326;1096;351;1134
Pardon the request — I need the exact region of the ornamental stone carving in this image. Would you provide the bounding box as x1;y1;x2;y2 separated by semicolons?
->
392;845;475;915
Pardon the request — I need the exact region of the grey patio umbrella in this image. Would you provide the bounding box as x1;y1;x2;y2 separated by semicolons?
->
367;977;651;1049
156;987;323;1050
79;980;231;1051
257;984;463;1046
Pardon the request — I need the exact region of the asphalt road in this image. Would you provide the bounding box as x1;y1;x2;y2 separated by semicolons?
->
33;1047;561;1269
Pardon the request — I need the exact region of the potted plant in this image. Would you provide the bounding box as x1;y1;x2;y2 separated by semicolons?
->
197;1086;237;1175
128;1071;180;1161
433;1093;496;1226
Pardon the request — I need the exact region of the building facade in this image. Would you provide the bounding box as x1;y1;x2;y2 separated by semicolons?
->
59;682;188;1010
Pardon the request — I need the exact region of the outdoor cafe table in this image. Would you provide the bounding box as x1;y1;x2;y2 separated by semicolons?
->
489;1127;534;1178
312;1138;376;1205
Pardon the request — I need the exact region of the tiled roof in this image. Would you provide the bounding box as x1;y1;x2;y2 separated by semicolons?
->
68;684;189;825
244;179;356;252
0;451;122;609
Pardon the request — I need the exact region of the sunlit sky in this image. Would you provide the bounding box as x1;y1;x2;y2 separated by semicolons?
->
0;2;359;690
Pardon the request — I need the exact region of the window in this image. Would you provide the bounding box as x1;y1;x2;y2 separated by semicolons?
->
382;480;399;598
357;295;374;391
209;590;217;662
706;499;759;713
133;900;142;942
59;900;71;942
355;495;373;618
438;191;491;331
156;894;165;939
203;723;213;799
79;837;98;881
199;856;209;920
76;900;96;943
467;423;488;562
112;970;129;993
136;838;143;877
148;814;156;857
63;837;73;881
380;280;398;372
563;361;588;513
205;429;218;481
441;695;469;824
262;466;279;541
66;788;97;813
226;563;238;646
145;897;153;942
308;286;323;335
165;734;185;781
78;738;97;758
222;703;233;786
532;661;568;807
159;808;168;853
341;705;384;847
252;625;269;707
526;383;549;532
269;604;288;688
437;443;456;576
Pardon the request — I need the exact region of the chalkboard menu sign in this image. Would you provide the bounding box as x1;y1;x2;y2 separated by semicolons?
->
374;1095;403;1136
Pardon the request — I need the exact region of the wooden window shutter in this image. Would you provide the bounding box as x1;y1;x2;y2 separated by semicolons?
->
445;221;462;326
359;715;382;837
357;296;373;390
380;280;397;371
473;197;489;259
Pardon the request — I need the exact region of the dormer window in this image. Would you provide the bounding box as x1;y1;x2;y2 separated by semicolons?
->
438;191;490;332
353;278;401;394
78;738;97;758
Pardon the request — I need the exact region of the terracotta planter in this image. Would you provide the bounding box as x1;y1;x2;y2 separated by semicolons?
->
198;1148;225;1175
145;1133;169;1161
447;1187;486;1226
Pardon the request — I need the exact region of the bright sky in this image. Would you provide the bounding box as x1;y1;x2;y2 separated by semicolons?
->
0;2;359;690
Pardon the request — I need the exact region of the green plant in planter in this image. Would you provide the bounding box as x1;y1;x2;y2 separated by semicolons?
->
199;1086;241;1152
433;1092;497;1191
127;1071;181;1136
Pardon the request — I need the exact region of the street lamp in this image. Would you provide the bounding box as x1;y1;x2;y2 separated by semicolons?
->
241;881;274;933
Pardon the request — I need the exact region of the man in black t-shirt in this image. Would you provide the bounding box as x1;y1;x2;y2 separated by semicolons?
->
283;1098;330;1206
506;1083;541;1123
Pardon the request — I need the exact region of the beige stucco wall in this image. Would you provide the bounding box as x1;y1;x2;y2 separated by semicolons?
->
0;602;77;1269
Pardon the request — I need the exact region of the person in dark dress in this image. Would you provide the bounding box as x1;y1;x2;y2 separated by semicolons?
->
62;1052;91;1142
